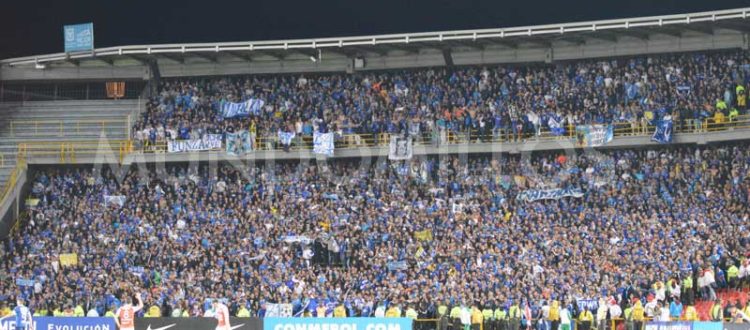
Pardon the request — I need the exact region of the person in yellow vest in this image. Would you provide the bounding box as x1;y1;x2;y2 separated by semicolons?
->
682;275;694;306
578;307;594;330
449;304;463;330
333;304;347;317
146;304;161;318
494;306;508;330
405;305;418;319
104;305;116;317
316;305;327;318
728;264;740;288
710;299;724;322
548;300;560;330
438;301;449;318
0;303;11;317
632;301;645;330
737;84;746;110
74;304;85;317
683;305;698;321
743;302;750;320
623;303;633;330
717;99;728;112
508;301;521;330
471;305;484;330
237;305;251;317
482;305;495;330
385;304;401;318
52;306;63;317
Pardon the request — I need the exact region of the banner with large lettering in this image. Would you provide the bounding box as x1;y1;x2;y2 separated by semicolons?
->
575;124;613;147
1;316;116;330
264;317;413;330
313;132;335;156
222;99;265;118
168;134;223;153
389;136;413;160
134;317;261;330
517;188;584;203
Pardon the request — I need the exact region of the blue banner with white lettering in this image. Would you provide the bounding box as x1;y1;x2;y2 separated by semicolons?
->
1;316;115;330
575;124;613;147
575;299;598;313
264;317;413;330
63;23;94;52
652;116;673;144
517;188;584;203
221;99;265;118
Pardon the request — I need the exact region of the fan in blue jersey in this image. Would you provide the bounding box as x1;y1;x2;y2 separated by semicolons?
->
13;299;32;330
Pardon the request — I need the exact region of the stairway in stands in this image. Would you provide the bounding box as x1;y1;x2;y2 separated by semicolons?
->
695;288;749;320
0;99;138;193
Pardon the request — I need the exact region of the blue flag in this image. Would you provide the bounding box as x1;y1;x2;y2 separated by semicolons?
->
652;116;673;143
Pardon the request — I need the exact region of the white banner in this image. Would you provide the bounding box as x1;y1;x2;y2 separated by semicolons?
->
167;134;223;153
266;303;293;317
313;132;335;156
389;136;413;160
517;188;584;203
103;195;126;207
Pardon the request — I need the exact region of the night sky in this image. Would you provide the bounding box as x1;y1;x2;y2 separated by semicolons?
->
1;0;748;59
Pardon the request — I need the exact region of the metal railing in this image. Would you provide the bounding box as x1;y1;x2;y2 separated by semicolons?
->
16;140;133;164
135;115;750;153
8;118;130;137
2;7;748;66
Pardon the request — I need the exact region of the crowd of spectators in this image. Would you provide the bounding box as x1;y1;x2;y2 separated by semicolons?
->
0;142;749;321
132;50;750;148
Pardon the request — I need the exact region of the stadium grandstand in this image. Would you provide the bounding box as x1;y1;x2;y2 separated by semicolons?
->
0;6;750;330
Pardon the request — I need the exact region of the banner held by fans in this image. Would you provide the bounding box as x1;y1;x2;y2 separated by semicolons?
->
313;132;335;156
389;136;413;160
168;134;223;153
517;188;584;203
575;124;613;147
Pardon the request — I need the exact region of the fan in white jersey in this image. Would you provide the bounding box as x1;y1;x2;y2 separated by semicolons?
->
212;299;231;330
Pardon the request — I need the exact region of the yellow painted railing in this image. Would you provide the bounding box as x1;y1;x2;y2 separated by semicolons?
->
6;115;750;168
9;118;130;137
135;115;750;153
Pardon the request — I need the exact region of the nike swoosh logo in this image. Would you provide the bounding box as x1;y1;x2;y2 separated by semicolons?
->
230;324;245;330
147;324;177;330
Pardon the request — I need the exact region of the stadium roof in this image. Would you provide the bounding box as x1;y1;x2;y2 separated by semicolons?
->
2;7;750;68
